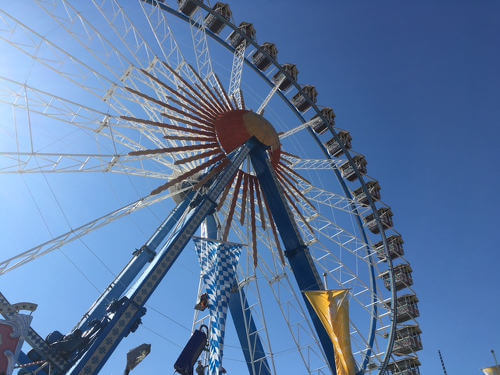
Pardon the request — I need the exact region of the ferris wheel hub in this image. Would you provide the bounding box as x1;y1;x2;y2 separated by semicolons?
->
214;110;281;165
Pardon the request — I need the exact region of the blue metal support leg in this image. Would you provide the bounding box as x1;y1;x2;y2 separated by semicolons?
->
203;215;271;375
229;287;271;375
249;142;337;374
68;141;256;375
75;197;192;332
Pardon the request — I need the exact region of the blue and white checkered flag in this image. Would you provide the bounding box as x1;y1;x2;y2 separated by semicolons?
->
193;237;242;375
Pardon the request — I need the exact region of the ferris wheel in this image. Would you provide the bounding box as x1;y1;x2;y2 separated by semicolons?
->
0;1;422;375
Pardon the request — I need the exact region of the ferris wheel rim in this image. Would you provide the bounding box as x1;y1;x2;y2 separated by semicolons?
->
146;0;398;372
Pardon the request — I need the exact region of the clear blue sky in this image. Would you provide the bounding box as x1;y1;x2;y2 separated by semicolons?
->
1;1;499;374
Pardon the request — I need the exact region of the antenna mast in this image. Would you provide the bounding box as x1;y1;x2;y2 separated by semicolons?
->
438;350;449;375
492;349;499;367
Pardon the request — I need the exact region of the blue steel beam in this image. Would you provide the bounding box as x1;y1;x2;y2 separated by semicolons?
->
229;287;271;375
68;141;256;375
204;215;271;375
75;197;192;333
249;142;337;374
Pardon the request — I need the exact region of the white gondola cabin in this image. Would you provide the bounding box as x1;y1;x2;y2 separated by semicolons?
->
380;264;413;291
309;107;336;135
395;294;420;323
229;22;256;48
374;235;404;261
291;85;317;113
178;0;198;16
387;357;421;375
325;130;352;157
383;294;420;324
353;180;381;205
204;3;232;34
251;42;278;71
393;325;423;356
272;64;298;91
364;207;393;234
340;155;367;181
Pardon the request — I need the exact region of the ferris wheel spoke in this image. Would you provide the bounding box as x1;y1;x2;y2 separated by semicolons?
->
139;66;218;120
310;242;386;319
218;169;377;290
0;151;172;178
296;180;371;216
256;253;329;373
186;6;234;114
243;180;384;315
225;224;278;374
284;155;344;171
35;0;134;82
137;0;186;74
133;0;214;114
0;4;173;150
91;0;195;99
188;8;217;88
279;118;322;141
91;0;154;70
229;213;329;373
90;0;186;87
0;9;125;107
4;3;189;146
0;188;184;276
124;68;209;170
266;273;327;373
228;39;247;109
0;77;178;171
33;0;181;125
256;76;285;115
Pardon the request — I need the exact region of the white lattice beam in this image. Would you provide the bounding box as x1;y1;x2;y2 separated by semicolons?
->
0;152;171;178
0;188;183;276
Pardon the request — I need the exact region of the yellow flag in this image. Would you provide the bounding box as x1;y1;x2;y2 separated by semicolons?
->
304;290;357;375
483;366;500;375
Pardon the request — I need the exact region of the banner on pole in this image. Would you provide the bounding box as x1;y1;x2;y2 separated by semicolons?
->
304;290;357;375
194;237;242;375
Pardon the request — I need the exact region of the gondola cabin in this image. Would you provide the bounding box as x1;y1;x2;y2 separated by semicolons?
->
204;3;232;34
309;107;336;135
229;22;256;48
394;294;420;323
374;235;404;261
292;85;317;113
272;64;298;91
393;325;423;356
387;357;421;375
380;264;413;291
363;207;393;234
178;0;198;16
353;180;381;205
325;130;352;157
339;155;367;181
251;42;278;71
